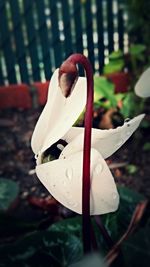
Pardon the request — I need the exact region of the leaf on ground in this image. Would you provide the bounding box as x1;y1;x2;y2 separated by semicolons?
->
49;216;82;238
100;186;145;242
106;200;148;266
123;226;150;267
0;228;82;267
0;178;19;211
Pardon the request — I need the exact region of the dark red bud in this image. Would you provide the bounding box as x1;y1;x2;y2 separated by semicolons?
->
59;61;78;97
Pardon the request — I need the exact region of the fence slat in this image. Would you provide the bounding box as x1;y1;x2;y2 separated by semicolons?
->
96;0;104;73
9;0;29;83
85;0;95;71
107;0;114;53
62;0;73;58
0;0;127;85
0;58;4;85
35;0;52;79
73;0;83;54
118;8;124;50
23;0;40;82
0;0;16;84
48;0;63;67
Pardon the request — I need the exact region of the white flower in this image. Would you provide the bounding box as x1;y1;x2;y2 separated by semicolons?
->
31;69;145;215
135;67;150;98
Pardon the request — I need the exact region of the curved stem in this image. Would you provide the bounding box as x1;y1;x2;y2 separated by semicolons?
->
66;54;94;253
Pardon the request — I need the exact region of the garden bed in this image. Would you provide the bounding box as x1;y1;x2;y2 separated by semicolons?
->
0;107;150;223
0;107;150;267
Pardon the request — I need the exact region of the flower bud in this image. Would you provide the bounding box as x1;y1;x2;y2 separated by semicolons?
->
59;62;78;97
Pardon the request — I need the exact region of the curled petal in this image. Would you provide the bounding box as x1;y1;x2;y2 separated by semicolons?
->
60;114;145;159
31;69;86;155
135;67;150;98
62;127;83;143
36;149;119;215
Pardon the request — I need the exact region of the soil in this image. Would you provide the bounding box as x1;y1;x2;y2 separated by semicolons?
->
0;108;150;223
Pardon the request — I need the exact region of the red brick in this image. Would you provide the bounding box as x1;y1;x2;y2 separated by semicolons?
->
32;81;49;106
0;84;32;109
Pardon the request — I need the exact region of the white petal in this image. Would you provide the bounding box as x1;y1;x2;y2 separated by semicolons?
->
36;149;119;215
62;127;83;143
31;69;87;155
60;114;145;160
135;67;150;98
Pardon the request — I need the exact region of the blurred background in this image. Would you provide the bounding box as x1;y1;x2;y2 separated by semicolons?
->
0;0;129;84
0;0;150;266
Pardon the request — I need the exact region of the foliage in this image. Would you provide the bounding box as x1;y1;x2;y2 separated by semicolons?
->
75;76;124;126
129;44;146;59
0;185;149;267
143;142;150;152
126;0;150;46
0;178;19;211
101;186;145;242
0;224;83;267
120;92;135;117
94;76;124;110
103;44;146;76
93;76;140;119
94;44;148;120
122;227;150;267
75;44;148;128
103;50;124;74
128;44;147;81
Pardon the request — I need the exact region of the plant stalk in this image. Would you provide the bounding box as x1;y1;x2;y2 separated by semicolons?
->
59;54;115;254
67;54;94;253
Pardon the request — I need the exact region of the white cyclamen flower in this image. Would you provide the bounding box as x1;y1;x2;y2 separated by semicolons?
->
31;69;145;215
135;67;150;98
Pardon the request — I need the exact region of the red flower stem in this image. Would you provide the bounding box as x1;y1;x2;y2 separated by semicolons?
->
67;54;94;253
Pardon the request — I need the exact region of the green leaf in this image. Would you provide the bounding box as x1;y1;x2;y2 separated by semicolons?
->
99;100;112;110
0;178;19;211
129;44;146;63
0;229;82;267
94;77;117;107
103;50;124;74
101;186;145;242
118;185;145;204
126;164;138;174
143;142;150;151
129;44;146;56
109;50;124;60
115;93;125;102
74;110;85;126
121;92;136;117
49;216;82;238
103;60;124;74
0;186;146;267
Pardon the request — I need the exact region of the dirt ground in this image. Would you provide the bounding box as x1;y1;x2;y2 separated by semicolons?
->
0;108;150;222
